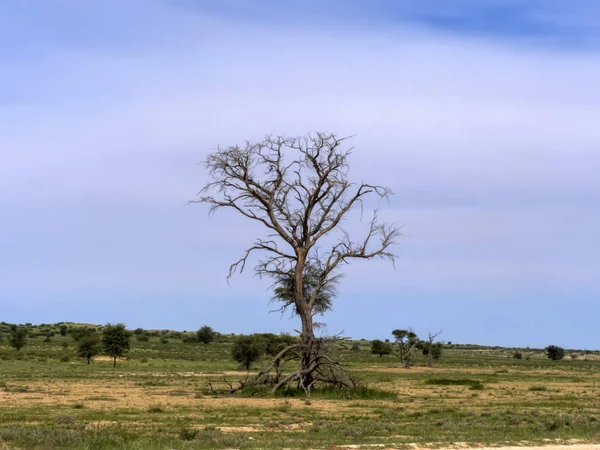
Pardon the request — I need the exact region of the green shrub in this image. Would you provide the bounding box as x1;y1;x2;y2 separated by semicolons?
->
179;427;199;441
425;378;485;390
545;345;565;361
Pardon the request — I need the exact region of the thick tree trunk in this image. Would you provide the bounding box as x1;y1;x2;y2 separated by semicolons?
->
295;255;317;390
299;310;315;390
87;355;91;365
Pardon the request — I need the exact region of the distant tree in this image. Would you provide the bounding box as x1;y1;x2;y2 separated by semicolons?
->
196;326;216;344
59;324;68;336
430;342;443;361
134;328;144;335
392;329;418;368
545;345;565;361
416;331;443;367
371;339;392;357
159;336;169;345
70;327;95;342
513;352;523;360
9;325;28;351
231;336;264;370
351;342;360;352
102;323;131;368
77;334;101;364
257;333;298;372
136;334;150;342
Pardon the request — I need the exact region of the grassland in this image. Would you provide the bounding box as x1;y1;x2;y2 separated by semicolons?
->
1;328;600;449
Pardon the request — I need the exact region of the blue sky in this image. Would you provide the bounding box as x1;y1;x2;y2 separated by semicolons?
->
1;1;600;349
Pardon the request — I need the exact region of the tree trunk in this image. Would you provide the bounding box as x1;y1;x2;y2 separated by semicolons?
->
294;255;317;390
113;356;117;368
87;355;91;365
427;353;432;368
299;310;315;390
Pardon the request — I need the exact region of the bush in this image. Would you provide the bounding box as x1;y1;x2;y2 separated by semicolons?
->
513;352;523;360
371;339;392;357
196;326;216;344
183;335;197;344
8;326;27;351
179;427;199;441
136;335;149;342
545;345;565;361
231;335;264;370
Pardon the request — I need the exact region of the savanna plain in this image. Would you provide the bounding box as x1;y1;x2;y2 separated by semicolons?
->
1;324;600;450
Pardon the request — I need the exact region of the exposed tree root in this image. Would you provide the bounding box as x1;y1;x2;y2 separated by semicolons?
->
205;336;358;396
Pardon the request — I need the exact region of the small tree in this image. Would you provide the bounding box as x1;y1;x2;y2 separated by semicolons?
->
392;329;418;368
71;327;95;342
134;328;144;335
371;339;392;357
430;342;443;361
232;335;264;370
59;324;68;336
545;345;565;361
416;331;442;367
78;334;101;364
9;325;27;351
102;323;131;367
513;351;523;360
196;326;216;344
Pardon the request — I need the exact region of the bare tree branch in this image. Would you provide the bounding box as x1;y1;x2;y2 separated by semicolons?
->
196;132;401;390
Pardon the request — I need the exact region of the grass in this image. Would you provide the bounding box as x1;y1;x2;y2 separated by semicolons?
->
1;331;600;448
238;385;397;400
529;385;550;391
425;378;485;390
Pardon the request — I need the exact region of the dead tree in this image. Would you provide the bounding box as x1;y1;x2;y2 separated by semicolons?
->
417;330;443;367
196;133;399;390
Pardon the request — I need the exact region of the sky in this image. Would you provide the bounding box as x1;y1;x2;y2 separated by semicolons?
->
1;0;600;349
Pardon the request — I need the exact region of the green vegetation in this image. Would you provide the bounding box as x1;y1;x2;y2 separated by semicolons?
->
0;321;599;449
231;335;264;370
8;325;28;351
196;325;217;344
101;323;131;367
77;333;101;364
546;345;566;361
371;339;392;357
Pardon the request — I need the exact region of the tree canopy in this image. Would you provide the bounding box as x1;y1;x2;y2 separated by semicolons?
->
102;323;131;368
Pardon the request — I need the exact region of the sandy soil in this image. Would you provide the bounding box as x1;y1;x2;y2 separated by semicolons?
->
325;444;599;450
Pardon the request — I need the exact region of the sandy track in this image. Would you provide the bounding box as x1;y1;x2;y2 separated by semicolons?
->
318;443;599;450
